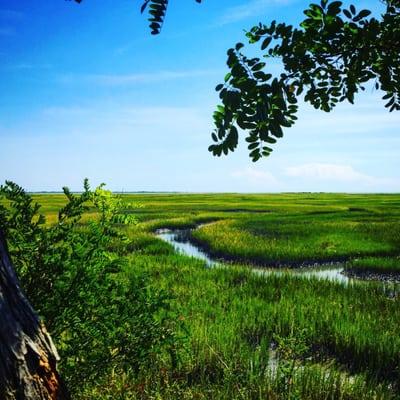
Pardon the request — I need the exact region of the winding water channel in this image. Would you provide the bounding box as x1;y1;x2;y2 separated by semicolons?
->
156;226;400;294
155;223;400;385
157;227;352;284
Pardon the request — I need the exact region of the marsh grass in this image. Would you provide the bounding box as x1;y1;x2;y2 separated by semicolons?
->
28;193;400;398
347;256;400;274
191;216;399;267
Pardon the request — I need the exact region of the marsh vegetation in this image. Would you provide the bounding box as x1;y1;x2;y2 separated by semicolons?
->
3;190;400;398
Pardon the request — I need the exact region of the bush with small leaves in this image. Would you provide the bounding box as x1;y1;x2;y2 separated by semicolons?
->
0;180;180;392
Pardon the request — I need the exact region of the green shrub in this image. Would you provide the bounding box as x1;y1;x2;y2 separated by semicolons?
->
0;180;179;392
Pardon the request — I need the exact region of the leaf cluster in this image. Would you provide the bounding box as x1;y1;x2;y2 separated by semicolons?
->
210;1;400;161
73;0;203;35
140;0;202;35
0;180;179;390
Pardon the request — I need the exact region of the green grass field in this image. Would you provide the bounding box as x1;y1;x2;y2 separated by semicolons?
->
128;193;400;268
31;193;400;399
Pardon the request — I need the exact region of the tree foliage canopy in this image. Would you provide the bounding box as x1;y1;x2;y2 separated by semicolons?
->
209;0;400;161
72;0;399;161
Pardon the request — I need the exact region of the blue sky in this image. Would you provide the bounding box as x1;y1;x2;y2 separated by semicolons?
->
0;0;398;192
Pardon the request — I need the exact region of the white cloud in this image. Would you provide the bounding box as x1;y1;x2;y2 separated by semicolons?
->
58;69;220;86
295;106;400;135
285;163;397;188
218;0;292;25
6;63;52;71
41;105;208;132
232;167;279;186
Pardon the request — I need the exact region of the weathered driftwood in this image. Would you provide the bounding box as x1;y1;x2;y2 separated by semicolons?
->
0;231;69;399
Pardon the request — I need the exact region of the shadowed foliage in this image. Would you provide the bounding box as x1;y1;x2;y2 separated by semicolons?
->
209;0;400;160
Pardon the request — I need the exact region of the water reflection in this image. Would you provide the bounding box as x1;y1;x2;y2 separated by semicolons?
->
157;229;215;267
156;228;399;291
156;228;352;283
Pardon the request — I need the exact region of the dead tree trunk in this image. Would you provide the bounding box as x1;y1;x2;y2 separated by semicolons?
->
0;231;69;400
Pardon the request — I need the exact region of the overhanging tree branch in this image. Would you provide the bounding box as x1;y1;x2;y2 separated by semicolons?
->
69;0;399;161
73;0;203;34
209;0;400;161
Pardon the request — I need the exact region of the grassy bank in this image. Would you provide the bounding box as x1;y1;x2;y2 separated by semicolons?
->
29;193;400;398
346;256;400;276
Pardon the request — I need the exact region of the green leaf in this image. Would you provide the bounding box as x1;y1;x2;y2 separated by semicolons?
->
261;37;272;50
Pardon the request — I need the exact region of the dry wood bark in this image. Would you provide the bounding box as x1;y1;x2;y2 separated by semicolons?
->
0;230;69;400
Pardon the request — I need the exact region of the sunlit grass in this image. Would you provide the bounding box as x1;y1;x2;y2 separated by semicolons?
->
191;217;399;266
23;192;400;398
